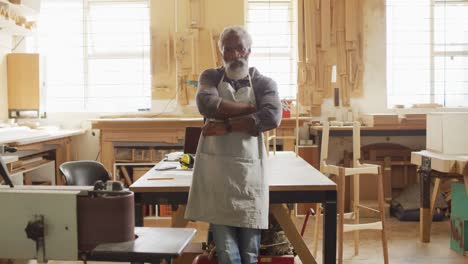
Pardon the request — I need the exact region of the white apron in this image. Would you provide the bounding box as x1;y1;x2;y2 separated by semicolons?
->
184;73;269;229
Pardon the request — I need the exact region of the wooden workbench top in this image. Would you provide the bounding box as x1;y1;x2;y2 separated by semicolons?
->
411;150;468;174
0;127;85;146
310;124;425;131
130;151;336;193
91;117;311;130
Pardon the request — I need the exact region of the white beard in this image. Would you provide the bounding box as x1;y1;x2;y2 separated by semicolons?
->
225;58;249;80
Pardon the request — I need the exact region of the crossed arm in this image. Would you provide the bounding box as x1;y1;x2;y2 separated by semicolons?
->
196;69;282;137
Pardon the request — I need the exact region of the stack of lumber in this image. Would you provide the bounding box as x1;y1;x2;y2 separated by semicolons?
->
399;114;426;126
361;113;399;126
297;0;364;115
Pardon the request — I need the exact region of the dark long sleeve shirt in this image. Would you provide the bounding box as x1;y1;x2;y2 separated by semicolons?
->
196;67;282;135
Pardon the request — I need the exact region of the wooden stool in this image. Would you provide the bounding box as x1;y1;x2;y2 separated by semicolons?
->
303;121;389;264
265;98;300;156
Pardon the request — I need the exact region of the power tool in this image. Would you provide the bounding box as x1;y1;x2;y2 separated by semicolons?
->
179;154;194;169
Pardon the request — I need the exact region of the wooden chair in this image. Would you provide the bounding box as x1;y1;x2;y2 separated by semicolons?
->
265;99;299;156
303;121;389;264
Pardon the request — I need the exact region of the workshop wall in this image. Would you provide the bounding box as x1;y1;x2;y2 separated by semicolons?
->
150;0;244;115
0;35;12;122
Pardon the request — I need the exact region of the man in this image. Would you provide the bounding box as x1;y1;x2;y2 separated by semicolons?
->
185;26;282;264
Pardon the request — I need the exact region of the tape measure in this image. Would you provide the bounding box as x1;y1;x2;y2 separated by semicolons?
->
180;154;195;169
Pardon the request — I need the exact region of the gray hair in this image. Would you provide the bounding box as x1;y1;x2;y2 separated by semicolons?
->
218;26;253;53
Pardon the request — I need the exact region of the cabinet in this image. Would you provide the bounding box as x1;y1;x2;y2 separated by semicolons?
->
7;53;40;117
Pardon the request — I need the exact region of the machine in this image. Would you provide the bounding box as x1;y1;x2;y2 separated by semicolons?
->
0;157;134;263
1;156;197;264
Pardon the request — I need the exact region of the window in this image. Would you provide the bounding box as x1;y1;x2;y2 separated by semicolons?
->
35;0;150;112
386;0;468;108
246;0;297;99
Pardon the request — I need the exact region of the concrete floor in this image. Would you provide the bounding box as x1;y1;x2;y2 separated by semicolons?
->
296;216;466;264
42;215;466;264
144;215;466;264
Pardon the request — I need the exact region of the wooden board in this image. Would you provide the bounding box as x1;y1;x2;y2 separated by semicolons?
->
345;0;357;41
361;114;399;126
321;0;331;50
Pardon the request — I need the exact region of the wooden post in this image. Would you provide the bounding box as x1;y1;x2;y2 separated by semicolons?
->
271;204;317;264
54;138;72;185
171;205;189;227
377;166;389;264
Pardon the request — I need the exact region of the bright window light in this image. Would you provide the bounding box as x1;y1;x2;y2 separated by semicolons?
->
35;0;151;112
246;0;297;99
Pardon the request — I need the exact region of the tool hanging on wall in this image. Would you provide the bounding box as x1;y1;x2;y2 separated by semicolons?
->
296;0;364;114
151;30;172;77
209;30;223;68
189;0;203;28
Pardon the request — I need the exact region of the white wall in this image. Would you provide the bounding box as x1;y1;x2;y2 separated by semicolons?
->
0;34;12;122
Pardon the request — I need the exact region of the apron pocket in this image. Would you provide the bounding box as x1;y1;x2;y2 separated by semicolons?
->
197;153;263;211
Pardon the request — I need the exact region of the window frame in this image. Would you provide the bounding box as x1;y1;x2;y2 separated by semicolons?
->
37;0;151;113
386;0;468;108
430;0;468;105
246;0;298;99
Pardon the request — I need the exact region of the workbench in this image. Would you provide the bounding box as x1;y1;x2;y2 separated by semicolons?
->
411;150;468;243
130;151;337;264
91;117;308;173
0;127;85;185
310;124;426;148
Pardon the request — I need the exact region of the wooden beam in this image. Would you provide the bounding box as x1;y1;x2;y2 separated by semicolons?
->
305;0;317;64
345;0;357;41
271;204;317;264
321;0;331;50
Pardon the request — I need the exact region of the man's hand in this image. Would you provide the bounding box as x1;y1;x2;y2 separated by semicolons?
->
202;121;227;136
213;100;256;119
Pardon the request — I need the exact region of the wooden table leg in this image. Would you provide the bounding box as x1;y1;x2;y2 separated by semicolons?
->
171;205;189;228
419;156;432;243
323;190;337;264
134;194;144;227
271;204;317;264
283;139;295;151
55;138;71;185
429;177;441;232
101;141;114;179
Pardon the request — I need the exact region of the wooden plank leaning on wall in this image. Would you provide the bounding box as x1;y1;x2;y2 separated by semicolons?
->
297;0;364;115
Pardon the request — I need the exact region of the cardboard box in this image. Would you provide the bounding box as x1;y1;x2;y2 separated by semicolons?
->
427;112;468;155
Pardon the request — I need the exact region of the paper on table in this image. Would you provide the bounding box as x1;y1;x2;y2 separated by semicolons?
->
156;170;192;177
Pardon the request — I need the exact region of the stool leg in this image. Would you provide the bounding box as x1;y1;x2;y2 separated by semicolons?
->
312;203;321;257
338;169;346;264
377;167;389;264
353;173;360;256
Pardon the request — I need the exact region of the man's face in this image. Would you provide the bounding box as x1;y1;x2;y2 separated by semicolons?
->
222;34;251;80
